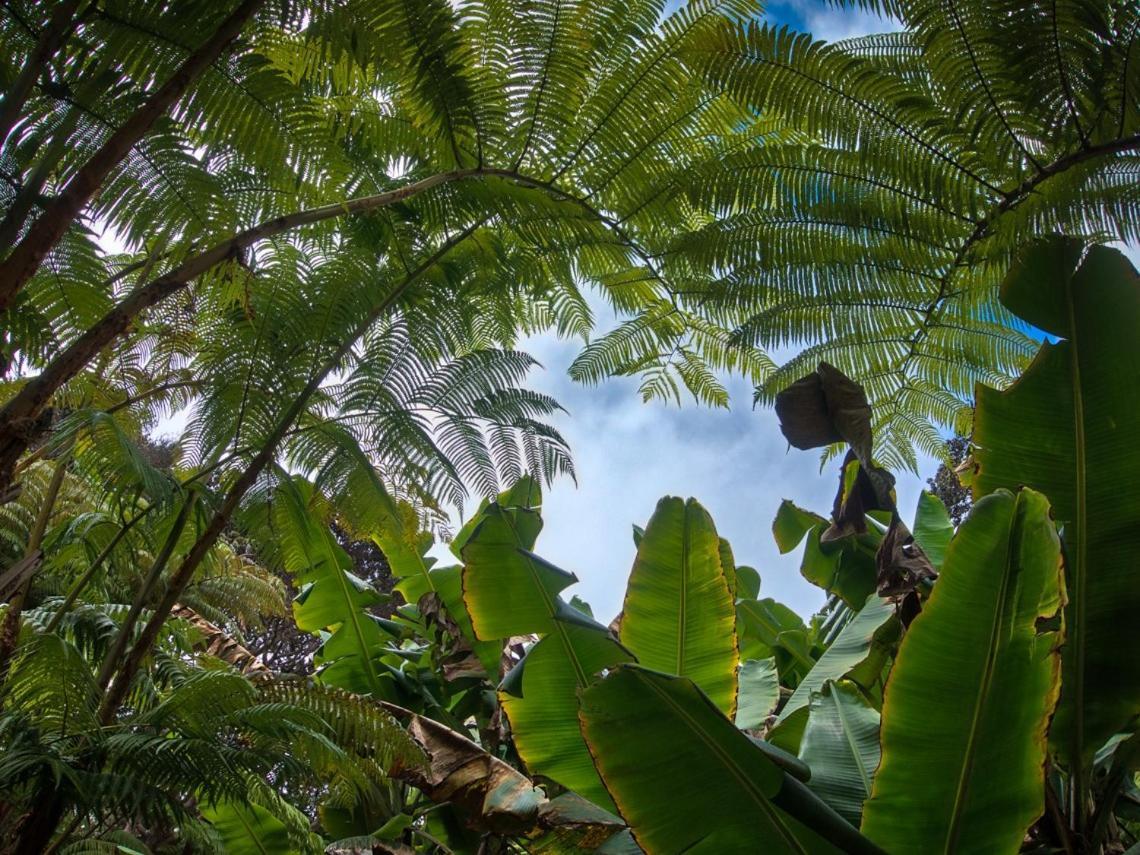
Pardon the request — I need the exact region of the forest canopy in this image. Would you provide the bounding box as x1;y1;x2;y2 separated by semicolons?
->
0;0;1137;853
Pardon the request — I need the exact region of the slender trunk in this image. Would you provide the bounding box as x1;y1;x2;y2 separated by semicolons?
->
0;0;266;310
93;492;197;692
12;769;68;855
0;0;83;148
0;453;68;676
97;223;482;722
0;168;482;495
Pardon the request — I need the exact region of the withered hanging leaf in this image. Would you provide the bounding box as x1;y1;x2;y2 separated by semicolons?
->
386;706;544;835
170;604;272;676
874;520;937;600
824;451;896;543
383;704;625;848
418;591;486;681
775;362;873;463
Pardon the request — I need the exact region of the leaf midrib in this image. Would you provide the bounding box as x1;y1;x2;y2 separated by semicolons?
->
676;501;690;677
830;686;872;797
637;671;808;855
942;502;1019;853
321;526;384;697
1066;272;1089;814
504;511;589;687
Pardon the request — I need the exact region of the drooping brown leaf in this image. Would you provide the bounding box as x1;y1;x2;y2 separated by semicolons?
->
874;520;938;600
387;708;544;835
383;704;625;847
775;362;873;462
170;604;272;676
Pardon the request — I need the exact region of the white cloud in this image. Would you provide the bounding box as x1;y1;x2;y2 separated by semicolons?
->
782;1;900;42
471;316;934;624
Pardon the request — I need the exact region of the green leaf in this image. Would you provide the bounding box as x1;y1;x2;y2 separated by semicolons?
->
451;476;542;559
278;478;393;698
342;463;437;606
773;500;826;553
861;489;1065;854
735;564;761;600
579;665;883;855
429;563;502;677
202;801;296;855
774;596;895;735
619;497;739;715
736;598;807;660
912;491;953;570
798;681;880;827
798;526;877;608
735;657;780;730
462;503;562;639
501;623;630;811
973;239;1140;777
569;595;594;619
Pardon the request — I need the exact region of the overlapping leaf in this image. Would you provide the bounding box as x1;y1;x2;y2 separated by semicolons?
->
861;489;1064;854
619;497;739;714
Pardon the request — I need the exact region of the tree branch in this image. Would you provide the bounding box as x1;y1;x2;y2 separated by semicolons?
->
0;0;266;311
96;221;485;722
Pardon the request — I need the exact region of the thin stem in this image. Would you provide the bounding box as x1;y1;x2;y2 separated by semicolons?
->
43;508;149;633
0;105;80;251
93;491;197;693
0;0;82;147
96;222;483;722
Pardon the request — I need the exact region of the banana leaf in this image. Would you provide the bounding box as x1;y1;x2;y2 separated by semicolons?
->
798;680;880;827
202;801;296;855
735;657;780;730
973;239;1140;778
276;477;394;698
772;595;894;745
579;665;883;855
861;489;1064;854
501;621;630;811
619;497;738;714
461;503;557;640
911;491;953;570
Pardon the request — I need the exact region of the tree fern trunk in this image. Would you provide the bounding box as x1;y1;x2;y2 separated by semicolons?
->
0;453;68;678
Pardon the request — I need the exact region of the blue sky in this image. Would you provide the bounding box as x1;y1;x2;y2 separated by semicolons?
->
442;2;912;623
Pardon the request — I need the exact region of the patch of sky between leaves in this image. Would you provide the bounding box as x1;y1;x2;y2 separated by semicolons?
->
108;3;1140;624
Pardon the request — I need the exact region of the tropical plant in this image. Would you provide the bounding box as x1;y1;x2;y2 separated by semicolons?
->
677;0;1140;469
2;0;1140;851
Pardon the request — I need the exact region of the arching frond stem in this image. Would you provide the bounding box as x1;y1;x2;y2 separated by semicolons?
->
895;131;1140;384
0;0;82;147
93;491;198;693
0;0;267;311
96;220;484;723
945;0;1042;172
1053;0;1090;149
0;166;662;493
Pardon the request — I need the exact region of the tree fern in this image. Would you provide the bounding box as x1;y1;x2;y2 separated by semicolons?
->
676;2;1139;465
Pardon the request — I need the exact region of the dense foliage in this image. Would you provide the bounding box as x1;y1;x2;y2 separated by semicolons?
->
0;0;1138;852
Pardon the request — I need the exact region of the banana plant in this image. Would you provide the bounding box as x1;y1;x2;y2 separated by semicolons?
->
972;238;1140;840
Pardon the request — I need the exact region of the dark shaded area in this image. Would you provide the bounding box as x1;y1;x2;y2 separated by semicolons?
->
243;525;396;674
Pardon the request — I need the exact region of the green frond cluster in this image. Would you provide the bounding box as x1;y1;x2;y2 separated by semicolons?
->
671;2;1139;464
